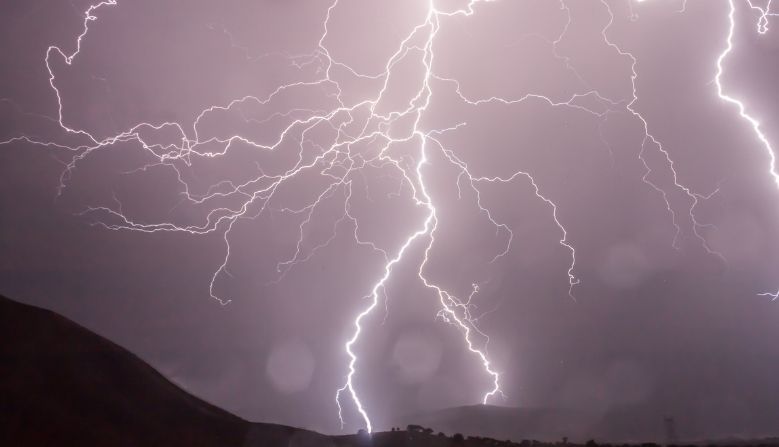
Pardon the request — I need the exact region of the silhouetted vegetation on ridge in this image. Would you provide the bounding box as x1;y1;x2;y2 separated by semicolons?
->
2;294;778;447
332;430;779;447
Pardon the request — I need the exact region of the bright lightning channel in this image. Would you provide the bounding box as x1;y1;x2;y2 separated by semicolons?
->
2;0;777;435
632;0;778;296
712;0;779;299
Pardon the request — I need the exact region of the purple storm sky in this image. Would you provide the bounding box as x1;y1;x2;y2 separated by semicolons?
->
1;0;779;439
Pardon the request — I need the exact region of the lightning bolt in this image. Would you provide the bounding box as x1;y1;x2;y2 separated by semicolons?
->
633;0;778;299
601;0;726;260
746;0;778;34
712;0;779;299
2;0;777;434
336;2;508;431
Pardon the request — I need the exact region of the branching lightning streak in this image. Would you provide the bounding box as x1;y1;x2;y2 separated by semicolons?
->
337;2;507;429
602;0;724;260
3;0;777;434
746;0;778;34
712;0;779;299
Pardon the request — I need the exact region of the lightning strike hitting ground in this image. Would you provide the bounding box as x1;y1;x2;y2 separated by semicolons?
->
2;0;777;433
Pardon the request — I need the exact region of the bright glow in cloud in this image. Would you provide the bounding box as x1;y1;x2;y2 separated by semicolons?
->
1;0;777;433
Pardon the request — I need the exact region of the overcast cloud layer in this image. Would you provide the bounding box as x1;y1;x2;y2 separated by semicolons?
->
2;0;779;439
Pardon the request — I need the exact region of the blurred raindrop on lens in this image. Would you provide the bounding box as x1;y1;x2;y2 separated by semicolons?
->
265;340;315;394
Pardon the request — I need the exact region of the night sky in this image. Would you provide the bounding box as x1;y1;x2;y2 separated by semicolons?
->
2;0;779;439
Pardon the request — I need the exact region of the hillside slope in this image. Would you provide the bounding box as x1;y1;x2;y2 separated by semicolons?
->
0;294;326;447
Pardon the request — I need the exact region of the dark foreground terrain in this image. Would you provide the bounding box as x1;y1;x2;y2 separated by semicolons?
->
1;294;778;447
0;294;327;447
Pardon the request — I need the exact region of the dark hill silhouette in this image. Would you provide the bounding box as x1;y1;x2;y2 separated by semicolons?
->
392;405;588;443
391;403;779;444
391;403;671;443
2;294;776;447
0;294;327;447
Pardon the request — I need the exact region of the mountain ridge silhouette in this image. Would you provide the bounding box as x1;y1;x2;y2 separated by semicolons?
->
0;293;327;446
